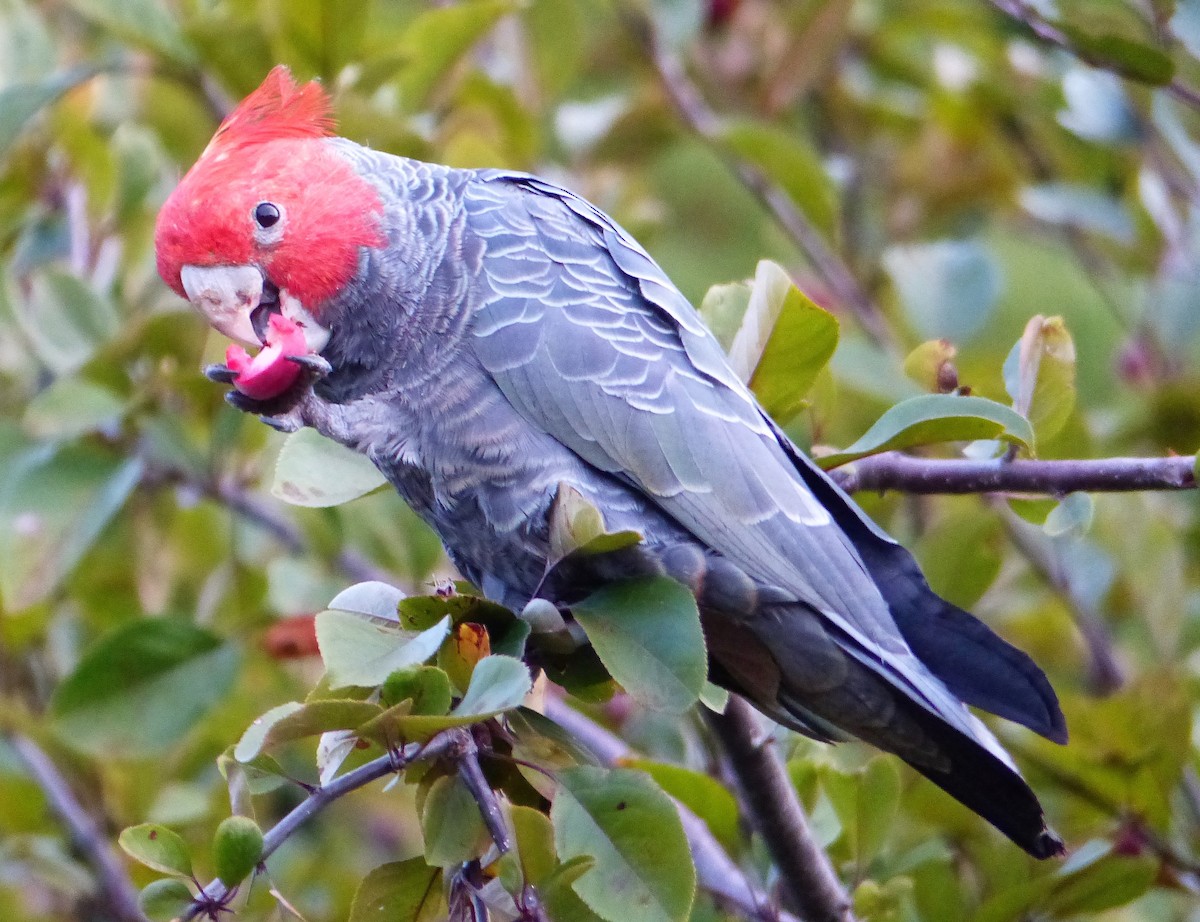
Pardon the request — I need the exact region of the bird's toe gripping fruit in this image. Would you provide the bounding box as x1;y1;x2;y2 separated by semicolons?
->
224;313;310;400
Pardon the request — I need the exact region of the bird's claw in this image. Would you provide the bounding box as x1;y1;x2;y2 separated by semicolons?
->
286;353;333;377
259;414;300;433
204;363;239;384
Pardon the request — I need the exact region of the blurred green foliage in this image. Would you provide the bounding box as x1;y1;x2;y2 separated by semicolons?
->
2;0;1200;920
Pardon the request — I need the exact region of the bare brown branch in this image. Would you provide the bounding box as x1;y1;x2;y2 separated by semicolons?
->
9;733;145;922
623;7;894;349
184;732;459;920
831;452;1196;495
705;696;857;922
989;0;1200;112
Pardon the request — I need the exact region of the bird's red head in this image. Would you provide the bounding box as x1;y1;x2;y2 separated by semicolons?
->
154;67;385;349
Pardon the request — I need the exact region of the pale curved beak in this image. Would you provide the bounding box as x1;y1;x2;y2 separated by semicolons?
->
180;264;330;354
181;264;262;346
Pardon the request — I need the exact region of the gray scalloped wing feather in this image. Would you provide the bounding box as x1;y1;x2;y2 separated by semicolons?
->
463;170;1006;746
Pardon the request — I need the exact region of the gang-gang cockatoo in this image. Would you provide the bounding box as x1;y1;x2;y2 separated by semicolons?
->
155;67;1067;857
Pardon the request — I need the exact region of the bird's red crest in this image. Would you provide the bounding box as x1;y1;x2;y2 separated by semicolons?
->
207;66;333;154
155;66;385;309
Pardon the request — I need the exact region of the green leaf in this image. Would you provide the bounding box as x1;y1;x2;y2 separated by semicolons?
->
699;682;729;713
212;816;263;886
395;0;517;109
622;760;739;851
453;654;531;715
1046;843;1157;915
361;655;531;743
0;445;142;610
1020;184;1134;244
1003;315;1077;444
902;339;958;393
22;377;126;440
1060;26;1174;85
272;428;387;507
914;509;1003;610
233;699;384;762
0;67;96;158
348;858;445;922
508;707;599;799
1173;0;1200;60
118;824;193;877
267;0;369;78
329;581;407;619
547;483;642;569
698;281;751;353
572;577;706;714
883;239;1001;344
721;122;837;237
551;766;696;922
819;758;901;863
382;667;453;716
421;775;490;868
51;620;240;757
62;0;194;64
727;261;838;422
316;610;450;688
816;395;1034;469
1044;492;1094;537
540;856;605;922
12;269;120;375
502;804;557;890
138;879;195;922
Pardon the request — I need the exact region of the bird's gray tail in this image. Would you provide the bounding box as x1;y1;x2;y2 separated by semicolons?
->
704;606;1065;859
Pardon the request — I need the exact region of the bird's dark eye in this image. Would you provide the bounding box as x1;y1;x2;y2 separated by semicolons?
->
254;202;281;229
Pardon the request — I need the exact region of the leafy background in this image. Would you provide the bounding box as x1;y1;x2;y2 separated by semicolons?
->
2;0;1200;920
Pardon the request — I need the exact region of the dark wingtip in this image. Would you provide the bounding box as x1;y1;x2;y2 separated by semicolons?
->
1045;710;1069;746
1032;828;1067;860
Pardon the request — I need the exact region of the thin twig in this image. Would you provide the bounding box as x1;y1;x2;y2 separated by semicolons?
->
997;507;1124;694
211;477;306;553
705;696;857;922
141;458;398;586
9;733;146;922
623;7;893;349
1012;742;1200;876
184;733;458;920
544;697;804;922
455;730;512;853
990;0;1200;112
209;477;396;583
830;452;1196;495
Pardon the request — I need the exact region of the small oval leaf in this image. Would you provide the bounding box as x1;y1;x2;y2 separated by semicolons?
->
572;577;706;714
138;879;195;922
348;858;445;922
551;766;696;922
51;619;239;757
316;610;450;688
272;428;387;508
816;395;1035;470
118;824;193;877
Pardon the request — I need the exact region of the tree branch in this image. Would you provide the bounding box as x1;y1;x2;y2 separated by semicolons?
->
623;7;894;350
997;506;1124;694
543;697;806;922
830;452;1196;495
705;696;857;922
183;731;459;920
455;730;512;854
9;733;145;922
989;0;1200;112
140;455;395;586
